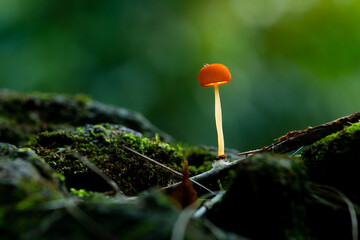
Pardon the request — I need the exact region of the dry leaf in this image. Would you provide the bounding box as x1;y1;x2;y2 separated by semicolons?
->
168;161;198;209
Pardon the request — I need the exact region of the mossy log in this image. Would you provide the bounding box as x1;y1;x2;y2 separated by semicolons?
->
302;121;360;202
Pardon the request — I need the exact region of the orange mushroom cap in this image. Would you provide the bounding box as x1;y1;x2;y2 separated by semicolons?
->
198;63;231;87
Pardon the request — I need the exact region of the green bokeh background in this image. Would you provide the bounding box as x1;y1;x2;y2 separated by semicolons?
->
1;0;359;151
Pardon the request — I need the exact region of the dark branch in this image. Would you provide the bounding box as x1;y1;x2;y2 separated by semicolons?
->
239;111;360;156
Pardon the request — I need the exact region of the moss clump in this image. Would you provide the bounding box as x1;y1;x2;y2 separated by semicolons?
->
27;124;184;195
207;153;310;239
302;121;360;201
182;146;218;175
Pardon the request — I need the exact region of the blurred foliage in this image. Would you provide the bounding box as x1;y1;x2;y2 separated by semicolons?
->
0;0;359;151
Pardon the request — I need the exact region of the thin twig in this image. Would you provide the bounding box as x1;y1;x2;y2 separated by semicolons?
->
163;157;247;195
72;151;123;197
238;148;268;156
312;184;358;240
171;201;201;240
290;146;304;157
65;198;118;240
122;145;215;195
42;198;119;240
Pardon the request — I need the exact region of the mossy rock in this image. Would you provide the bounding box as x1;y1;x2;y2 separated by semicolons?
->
26;124;184;195
206;153;310;239
1;177;209;240
0;143;66;194
302;121;360;202
0;90;173;146
0;143;65;239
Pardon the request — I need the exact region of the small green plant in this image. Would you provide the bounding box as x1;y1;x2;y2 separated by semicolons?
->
155;133;160;145
217;179;224;192
70;188;90;198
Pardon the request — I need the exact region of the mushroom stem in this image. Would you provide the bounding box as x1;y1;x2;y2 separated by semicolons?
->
214;84;226;158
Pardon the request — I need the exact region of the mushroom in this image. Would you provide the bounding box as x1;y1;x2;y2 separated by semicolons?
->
198;63;231;158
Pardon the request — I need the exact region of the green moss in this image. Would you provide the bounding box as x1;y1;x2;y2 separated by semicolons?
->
182;146;217;175
27;124;184;195
309;121;360;150
302;121;360;201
